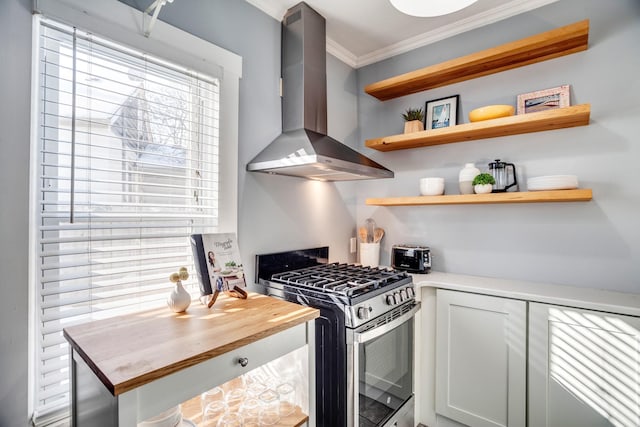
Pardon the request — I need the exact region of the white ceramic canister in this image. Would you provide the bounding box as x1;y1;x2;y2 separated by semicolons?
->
359;242;380;267
459;163;481;195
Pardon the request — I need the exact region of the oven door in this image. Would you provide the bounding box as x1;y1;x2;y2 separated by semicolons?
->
348;301;420;427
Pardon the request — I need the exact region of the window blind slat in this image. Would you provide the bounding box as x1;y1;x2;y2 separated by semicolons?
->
41;249;192;272
40;241;187;257
34;18;220;420
41;259;197;284
41;282;182;311
42;275;187;297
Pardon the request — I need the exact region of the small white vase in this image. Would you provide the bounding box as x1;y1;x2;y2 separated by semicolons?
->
167;281;191;312
474;184;493;194
459;163;480;195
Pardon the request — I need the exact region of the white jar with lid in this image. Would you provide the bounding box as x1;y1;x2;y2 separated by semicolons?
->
459;163;481;194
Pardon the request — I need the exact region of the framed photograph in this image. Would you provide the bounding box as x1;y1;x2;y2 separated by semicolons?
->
425;95;459;130
517;85;570;114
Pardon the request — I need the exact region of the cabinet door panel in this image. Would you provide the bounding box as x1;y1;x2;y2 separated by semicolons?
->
436;290;526;427
529;303;640;427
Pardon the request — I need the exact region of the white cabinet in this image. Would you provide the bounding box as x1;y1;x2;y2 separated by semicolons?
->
431;288;640;427
435;289;527;427
529;303;640;427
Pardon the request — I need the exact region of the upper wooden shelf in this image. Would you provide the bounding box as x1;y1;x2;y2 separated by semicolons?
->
365;104;590;152
366;189;593;206
364;20;589;101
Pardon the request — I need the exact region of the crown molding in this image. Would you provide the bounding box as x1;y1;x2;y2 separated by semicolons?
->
327;37;359;68
355;0;560;68
246;0;560;69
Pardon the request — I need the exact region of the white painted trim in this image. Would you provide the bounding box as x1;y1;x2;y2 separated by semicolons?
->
248;0;560;69
355;0;560;68
327;36;358;68
27;15;42;423
33;0;242;79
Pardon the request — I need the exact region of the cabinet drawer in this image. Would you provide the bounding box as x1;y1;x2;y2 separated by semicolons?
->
122;323;308;422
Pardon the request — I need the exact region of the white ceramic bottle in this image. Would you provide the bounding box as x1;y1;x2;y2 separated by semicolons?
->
459;163;481;194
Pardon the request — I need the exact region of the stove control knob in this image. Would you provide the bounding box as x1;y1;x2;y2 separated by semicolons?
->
400;289;408;301
357;306;372;320
406;287;415;298
386;294;395;305
393;292;401;305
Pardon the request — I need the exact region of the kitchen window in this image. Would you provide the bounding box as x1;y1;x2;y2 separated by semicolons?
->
29;3;241;424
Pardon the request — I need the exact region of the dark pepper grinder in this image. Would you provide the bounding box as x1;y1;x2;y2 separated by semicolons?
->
488;159;518;192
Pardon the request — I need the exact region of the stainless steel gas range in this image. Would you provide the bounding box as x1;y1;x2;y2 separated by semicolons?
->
255;247;420;427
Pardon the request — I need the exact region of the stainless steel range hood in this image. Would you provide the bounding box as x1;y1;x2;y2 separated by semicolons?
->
246;2;393;181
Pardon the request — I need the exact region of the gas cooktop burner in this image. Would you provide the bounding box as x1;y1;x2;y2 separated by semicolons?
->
269;263;410;297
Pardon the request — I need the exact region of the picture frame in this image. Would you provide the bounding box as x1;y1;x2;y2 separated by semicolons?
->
425;95;459;130
517;85;570;115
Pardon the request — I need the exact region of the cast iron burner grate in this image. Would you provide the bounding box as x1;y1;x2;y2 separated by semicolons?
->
269;263;409;297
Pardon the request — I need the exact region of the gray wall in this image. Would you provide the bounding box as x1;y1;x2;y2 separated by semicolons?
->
356;0;640;292
0;0;32;424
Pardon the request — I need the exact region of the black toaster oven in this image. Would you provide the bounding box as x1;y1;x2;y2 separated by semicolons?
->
391;245;431;273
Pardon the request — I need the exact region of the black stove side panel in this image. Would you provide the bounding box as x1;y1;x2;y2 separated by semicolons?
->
254;247;329;283
312;301;347;427
255;282;347;427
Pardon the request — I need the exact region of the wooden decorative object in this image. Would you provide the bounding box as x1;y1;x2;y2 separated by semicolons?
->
404;120;424;134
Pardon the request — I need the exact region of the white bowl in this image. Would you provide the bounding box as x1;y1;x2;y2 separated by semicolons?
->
420;177;445;196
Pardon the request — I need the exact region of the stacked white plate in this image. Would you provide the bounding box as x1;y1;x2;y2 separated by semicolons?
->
527;175;578;191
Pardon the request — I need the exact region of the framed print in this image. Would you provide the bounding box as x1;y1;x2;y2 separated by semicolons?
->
517;85;570;114
425;95;459;130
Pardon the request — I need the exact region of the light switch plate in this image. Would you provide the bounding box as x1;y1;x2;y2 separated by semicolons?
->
350;237;357;253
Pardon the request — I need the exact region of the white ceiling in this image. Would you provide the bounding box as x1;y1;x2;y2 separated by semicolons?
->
246;0;559;68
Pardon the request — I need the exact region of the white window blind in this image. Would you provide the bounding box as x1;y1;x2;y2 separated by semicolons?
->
33;18;220;423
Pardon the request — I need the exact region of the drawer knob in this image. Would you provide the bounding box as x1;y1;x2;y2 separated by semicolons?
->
238;357;249;367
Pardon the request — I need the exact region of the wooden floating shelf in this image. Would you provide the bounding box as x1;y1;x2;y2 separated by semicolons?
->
366;189;593;206
364;20;589;101
365;104;590;152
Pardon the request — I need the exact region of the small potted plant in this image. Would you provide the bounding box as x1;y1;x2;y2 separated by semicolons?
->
402;107;425;134
472;173;495;194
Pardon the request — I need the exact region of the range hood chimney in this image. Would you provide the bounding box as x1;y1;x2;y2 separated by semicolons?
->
246;2;393;181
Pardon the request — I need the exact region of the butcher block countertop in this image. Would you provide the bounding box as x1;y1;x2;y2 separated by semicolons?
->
63;292;319;396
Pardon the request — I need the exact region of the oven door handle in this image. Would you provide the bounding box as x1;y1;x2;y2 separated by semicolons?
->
354;302;420;344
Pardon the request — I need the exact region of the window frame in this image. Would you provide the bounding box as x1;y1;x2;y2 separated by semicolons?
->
29;1;241;423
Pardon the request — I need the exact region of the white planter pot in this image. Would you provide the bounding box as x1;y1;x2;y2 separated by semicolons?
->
474;184;493;194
